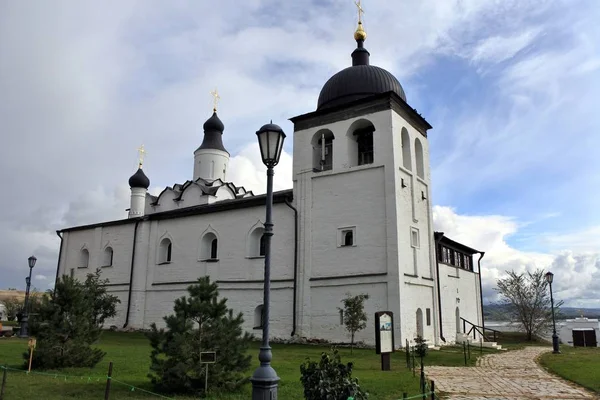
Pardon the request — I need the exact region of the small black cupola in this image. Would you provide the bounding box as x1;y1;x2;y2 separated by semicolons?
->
129;168;150;189
197;111;228;153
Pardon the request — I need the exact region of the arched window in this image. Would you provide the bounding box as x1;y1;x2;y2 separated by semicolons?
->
102;247;113;267
312;130;334;171
401;128;411;170
415;138;424;179
343;231;353;247
200;232;218;260
416;308;424;338
347;119;375;167
248;227;266;257
211;238;218;259
259;234;266;256
158;238;172;264
254;305;264;329
80;249;89;268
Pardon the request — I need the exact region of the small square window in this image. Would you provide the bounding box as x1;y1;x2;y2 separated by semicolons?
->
338;227;356;247
411;227;420;248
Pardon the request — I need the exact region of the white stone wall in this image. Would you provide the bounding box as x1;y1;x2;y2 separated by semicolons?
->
438;263;483;343
558;318;600;347
193;148;229;182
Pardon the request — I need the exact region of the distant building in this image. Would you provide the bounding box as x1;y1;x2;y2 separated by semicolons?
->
55;18;484;347
559;317;599;347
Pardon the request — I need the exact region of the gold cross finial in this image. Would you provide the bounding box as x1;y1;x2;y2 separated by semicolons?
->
137;145;146;168
210;88;220;112
355;0;365;23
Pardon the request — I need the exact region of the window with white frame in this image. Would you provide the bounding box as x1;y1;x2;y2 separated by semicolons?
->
200;232;218;260
80;249;89;269
158;238;172;264
102;246;113;267
338;227;356;247
248;227;266;257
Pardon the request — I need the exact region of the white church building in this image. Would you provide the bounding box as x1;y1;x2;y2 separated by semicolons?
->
55;21;485;347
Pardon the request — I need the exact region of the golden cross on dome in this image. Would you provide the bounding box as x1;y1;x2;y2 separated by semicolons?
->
210;88;220;112
355;0;365;23
137;145;146;168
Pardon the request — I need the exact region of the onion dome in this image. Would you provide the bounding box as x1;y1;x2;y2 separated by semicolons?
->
317;21;406;110
128;168;150;189
197;111;228;153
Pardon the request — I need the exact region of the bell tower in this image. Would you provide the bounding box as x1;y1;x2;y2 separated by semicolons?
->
289;11;440;346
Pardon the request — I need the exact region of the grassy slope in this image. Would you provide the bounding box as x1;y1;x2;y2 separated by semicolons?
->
0;332;437;400
539;346;600;394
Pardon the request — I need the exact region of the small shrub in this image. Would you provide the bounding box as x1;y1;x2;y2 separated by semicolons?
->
300;347;368;400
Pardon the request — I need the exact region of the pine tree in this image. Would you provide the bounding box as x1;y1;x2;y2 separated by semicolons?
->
339;293;369;354
26;269;119;369
147;277;253;396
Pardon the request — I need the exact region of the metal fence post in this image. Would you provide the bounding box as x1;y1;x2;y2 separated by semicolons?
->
463;342;467;366
0;366;7;400
104;361;113;400
431;380;435;400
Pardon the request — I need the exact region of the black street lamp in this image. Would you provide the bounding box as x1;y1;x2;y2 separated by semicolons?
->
250;122;286;399
19;255;37;338
545;271;560;354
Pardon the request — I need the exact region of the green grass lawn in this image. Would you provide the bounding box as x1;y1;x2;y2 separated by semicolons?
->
539;345;600;394
0;332;482;400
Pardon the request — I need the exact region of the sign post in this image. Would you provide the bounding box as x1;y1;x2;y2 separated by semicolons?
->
27;338;36;372
200;351;216;394
374;311;394;371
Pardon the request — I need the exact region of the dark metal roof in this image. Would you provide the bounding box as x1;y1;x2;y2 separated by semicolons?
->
317;38;406;110
197;112;228;153
128;168;150;189
317;65;406;110
435;232;481;255
59;189;293;233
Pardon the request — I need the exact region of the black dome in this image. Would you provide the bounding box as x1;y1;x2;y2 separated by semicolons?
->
317;65;406;110
129;168;150;189
317;35;406;110
203;112;224;132
197;112;228;153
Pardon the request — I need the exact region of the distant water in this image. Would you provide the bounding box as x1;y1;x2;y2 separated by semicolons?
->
485;320;564;341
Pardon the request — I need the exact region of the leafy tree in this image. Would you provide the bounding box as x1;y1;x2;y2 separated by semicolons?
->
300;347;368;400
339;293;369;353
495;269;562;341
147;277;253;396
2;296;21;321
26;269;119;369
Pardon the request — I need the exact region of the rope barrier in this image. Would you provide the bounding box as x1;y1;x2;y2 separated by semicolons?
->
0;365;175;399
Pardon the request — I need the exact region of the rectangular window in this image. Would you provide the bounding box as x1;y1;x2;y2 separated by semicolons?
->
339;309;344;325
426;308;431;326
411;228;420;248
455;251;463;268
70;268;74;278
442;247;451;264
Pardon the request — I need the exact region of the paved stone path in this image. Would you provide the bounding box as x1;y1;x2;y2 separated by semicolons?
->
425;346;597;399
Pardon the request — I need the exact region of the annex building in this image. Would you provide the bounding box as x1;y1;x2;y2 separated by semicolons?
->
55;19;485;347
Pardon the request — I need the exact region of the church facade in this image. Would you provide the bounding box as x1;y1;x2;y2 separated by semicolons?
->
55;21;484;347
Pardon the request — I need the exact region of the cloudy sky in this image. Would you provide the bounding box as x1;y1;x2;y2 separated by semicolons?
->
1;1;599;307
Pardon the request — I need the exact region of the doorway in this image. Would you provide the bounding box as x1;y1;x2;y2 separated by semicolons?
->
573;329;597;347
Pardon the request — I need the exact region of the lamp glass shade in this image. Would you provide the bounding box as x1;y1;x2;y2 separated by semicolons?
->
545;271;554;284
256;123;286;167
28;255;37;269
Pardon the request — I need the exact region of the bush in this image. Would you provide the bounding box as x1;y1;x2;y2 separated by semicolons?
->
26;270;119;369
300;347;368;400
147;277;253;396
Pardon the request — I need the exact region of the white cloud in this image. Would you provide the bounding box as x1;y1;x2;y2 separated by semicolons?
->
433;206;600;306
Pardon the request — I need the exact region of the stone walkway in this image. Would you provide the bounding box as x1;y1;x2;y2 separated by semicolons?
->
425;346;597;400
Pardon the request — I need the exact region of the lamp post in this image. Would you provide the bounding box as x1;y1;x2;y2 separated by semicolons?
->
545;271;560;354
19;255;37;338
250;122;286;399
